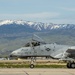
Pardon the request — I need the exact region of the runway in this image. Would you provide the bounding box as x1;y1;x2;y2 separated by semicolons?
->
0;68;75;75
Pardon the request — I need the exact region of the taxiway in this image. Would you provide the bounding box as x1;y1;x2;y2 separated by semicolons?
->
0;68;75;75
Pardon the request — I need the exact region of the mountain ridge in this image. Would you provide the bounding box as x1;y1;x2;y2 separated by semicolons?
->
0;20;75;31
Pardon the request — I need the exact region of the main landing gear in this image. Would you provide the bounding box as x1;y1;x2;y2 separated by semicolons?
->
67;61;75;68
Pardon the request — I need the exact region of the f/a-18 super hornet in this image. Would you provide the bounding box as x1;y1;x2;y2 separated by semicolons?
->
10;34;75;68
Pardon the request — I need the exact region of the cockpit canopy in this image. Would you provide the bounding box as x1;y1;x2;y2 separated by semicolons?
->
24;41;40;47
24;34;46;47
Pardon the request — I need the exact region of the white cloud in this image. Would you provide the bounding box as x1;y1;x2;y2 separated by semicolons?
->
61;7;75;11
0;12;75;24
48;19;75;24
23;12;60;19
0;12;60;23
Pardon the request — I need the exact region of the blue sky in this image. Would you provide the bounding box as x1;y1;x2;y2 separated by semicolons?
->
0;0;75;24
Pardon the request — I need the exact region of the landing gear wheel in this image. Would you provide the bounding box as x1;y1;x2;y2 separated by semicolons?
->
67;62;71;68
67;61;75;68
70;63;75;68
30;64;34;68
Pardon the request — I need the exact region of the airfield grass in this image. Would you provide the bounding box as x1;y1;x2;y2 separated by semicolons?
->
0;61;67;68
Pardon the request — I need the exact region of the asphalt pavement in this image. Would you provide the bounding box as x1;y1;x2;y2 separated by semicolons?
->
0;68;75;75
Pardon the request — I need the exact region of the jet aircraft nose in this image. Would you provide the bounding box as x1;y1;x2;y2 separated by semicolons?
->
10;51;18;57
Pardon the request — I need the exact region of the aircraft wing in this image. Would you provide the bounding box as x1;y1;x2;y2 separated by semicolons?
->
50;45;75;61
66;49;75;54
60;48;75;61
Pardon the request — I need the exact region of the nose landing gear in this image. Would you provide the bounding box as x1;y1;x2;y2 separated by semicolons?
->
30;57;36;68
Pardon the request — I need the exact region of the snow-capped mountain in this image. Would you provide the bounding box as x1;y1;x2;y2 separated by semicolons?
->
0;20;75;32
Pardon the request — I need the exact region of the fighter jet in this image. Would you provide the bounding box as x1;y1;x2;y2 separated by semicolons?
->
10;34;75;68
